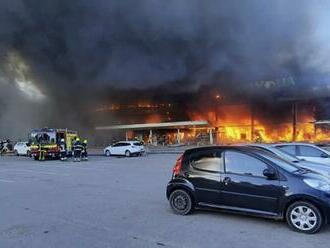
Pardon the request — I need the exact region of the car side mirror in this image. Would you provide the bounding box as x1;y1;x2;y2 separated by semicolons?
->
263;168;277;179
321;153;329;158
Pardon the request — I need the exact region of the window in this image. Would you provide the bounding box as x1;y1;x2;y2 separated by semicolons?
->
224;151;268;177
298;146;324;157
276;145;296;156
190;149;223;173
113;143;123;147
133;142;142;146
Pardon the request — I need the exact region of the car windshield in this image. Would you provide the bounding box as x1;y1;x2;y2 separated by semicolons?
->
252;149;300;172
268;146;300;161
133;142;142;146
248;145;301;162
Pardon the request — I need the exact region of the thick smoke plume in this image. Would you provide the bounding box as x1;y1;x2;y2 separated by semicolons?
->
1;0;330;139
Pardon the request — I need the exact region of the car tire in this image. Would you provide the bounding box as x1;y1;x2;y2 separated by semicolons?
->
286;201;323;234
169;189;194;215
125;150;131;157
27;151;31;157
14;150;19;156
105;150;111;157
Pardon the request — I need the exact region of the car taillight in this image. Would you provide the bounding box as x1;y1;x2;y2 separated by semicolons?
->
172;155;183;176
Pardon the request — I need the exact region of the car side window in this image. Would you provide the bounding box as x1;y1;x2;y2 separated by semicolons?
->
224;151;268;177
190;150;223;173
276;145;296;156
113;143;122;147
298;146;324;157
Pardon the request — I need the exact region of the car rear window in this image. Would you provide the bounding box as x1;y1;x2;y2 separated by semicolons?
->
189;149;223;173
298;145;324;157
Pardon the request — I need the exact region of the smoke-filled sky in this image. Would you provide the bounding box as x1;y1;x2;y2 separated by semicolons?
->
1;0;330;139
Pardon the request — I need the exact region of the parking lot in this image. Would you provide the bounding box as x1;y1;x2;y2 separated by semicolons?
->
0;154;329;248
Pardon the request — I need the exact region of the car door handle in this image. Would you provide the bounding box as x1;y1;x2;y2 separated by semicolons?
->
223;177;231;185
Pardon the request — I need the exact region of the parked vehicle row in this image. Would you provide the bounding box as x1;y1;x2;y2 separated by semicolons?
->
167;144;330;234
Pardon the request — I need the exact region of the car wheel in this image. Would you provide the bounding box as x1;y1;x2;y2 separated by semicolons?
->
14;150;19;156
105;150;111;157
125;150;131;157
27;151;31;157
286;201;323;234
169;189;193;215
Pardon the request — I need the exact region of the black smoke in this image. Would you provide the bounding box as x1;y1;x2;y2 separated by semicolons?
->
1;0;330;139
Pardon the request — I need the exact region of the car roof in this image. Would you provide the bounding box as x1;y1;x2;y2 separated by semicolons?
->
184;145;261;155
274;142;318;147
246;143;273;148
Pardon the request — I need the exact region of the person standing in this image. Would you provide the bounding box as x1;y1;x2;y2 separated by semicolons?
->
38;143;46;161
59;138;67;161
82;139;88;161
73;138;83;162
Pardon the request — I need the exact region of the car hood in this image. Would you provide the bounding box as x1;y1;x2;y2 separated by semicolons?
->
295;160;330;179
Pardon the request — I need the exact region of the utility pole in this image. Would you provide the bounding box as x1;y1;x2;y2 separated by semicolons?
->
250;103;255;142
292;102;297;141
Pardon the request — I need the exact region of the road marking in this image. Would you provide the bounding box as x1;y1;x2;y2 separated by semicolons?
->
0;179;15;183
0;169;70;176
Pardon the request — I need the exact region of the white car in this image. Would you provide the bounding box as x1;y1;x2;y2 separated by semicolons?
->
13;142;31;156
275;143;330;165
104;141;145;157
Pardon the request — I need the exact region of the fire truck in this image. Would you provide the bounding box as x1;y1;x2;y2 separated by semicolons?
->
29;128;78;160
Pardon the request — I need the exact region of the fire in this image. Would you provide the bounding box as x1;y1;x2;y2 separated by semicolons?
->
145;114;162;123
95;99;330;145
189;103;330;144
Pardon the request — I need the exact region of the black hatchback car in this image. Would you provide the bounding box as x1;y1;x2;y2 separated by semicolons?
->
166;146;330;233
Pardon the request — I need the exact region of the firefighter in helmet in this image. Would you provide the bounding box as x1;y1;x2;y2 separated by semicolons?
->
82;139;88;161
38;143;46;161
59;138;67;161
73;137;83;162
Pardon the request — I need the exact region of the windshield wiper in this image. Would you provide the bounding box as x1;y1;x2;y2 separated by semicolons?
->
294;168;309;174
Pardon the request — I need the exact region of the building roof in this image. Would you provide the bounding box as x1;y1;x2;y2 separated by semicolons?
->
314;120;330;125
95;120;210;130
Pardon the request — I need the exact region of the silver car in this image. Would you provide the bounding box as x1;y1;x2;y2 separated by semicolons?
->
246;143;330;179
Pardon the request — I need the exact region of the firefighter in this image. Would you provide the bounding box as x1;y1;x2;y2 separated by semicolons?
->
0;140;5;156
73;138;83;162
38;143;46;161
82;139;88;161
59;138;67;161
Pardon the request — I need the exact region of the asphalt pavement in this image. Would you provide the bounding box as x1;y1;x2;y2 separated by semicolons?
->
0;154;329;248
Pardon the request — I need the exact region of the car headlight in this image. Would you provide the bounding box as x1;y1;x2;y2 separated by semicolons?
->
304;179;330;191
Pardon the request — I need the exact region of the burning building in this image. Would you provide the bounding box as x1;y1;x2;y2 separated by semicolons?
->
94;78;330;146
